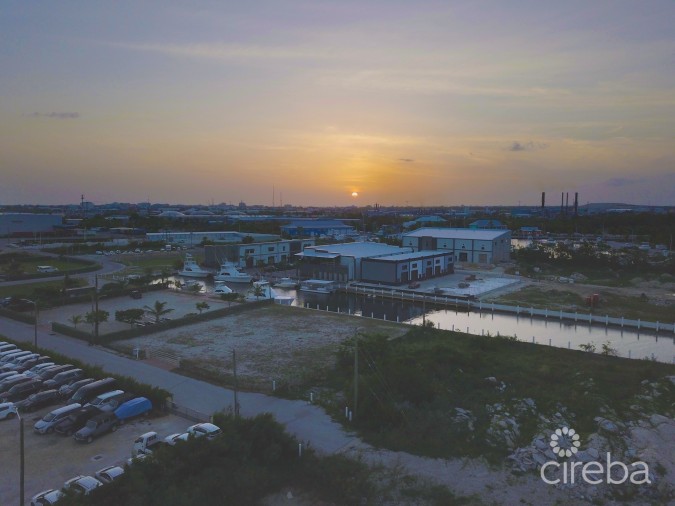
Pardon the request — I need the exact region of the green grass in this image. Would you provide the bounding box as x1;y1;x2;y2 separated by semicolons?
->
317;328;675;462
496;287;585;309
0;278;87;298
15;256;93;274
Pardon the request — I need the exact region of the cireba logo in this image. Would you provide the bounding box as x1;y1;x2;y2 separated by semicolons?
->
540;427;651;486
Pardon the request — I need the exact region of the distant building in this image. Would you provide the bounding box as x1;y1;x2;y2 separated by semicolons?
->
204;239;314;268
0;213;63;236
403;228;511;264
402;215;447;229
468;219;506;230
146;231;279;246
281;219;357;238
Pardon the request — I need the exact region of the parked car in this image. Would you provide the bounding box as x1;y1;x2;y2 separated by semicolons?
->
0;374;32;395
30;489;63;505
187;422;222;440
164;432;190;446
54;405;102;436
43;368;84;389
130;290;142;299
0;371;20;382
0;402;18;420
63;475;102;495
132;431;166;456
1;378;44;403
99;392;135;412
14;389;60;412
5;355;50;373
0;343;18;353
95;465;125;484
34;403;82;434
38;364;76;381
24;362;56;378
0;352;35;370
59;378;95;399
0;350;33;364
73;412;118;443
86;389;125;409
69;377;117;405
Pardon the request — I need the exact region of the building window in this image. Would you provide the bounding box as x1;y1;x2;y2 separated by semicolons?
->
245;248;255;254
268;246;274;252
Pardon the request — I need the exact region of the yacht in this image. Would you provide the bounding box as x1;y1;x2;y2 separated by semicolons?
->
299;279;336;294
178;254;210;278
273;277;299;289
214;282;233;295
213;262;252;283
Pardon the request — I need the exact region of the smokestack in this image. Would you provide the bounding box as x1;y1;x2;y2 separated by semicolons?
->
566;192;569;215
574;193;579;216
561;192;564;215
541;192;545;209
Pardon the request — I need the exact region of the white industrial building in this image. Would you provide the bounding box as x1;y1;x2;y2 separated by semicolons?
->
204;239;315;268
403;228;511;264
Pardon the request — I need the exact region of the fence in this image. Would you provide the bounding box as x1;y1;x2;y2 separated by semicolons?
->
168;401;211;423
342;284;675;334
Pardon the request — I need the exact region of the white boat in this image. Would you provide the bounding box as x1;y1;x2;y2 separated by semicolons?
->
213;262;252;283
181;279;202;291
273;277;299;289
245;280;294;305
299;279;336;294
178;254;210;278
214;282;233;295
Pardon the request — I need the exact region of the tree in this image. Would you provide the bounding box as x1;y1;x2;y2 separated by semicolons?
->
115;308;145;328
196;301;210;314
68;314;83;328
143;300;174;324
85;310;109;330
252;284;266;300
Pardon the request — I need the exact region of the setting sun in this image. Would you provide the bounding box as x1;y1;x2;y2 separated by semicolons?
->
351;192;359;197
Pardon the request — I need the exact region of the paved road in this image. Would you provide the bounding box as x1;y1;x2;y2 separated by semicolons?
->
0;316;357;454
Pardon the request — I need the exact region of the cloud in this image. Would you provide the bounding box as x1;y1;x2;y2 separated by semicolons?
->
112;42;342;62
28;112;80;119
508;141;548;152
606;177;645;187
398;158;414;162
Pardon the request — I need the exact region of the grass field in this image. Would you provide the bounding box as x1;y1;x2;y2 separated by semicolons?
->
0;278;87;298
495;286;675;322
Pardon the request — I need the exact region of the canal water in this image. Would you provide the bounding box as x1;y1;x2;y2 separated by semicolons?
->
166;276;674;364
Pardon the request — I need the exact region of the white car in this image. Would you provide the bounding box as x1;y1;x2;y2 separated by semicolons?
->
186;422;222;440
0;402;18;420
63;475;102;495
164;432;191;445
30;489;63;506
95;465;125;484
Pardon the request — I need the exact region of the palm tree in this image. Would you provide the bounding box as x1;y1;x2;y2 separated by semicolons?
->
195;301;210;314
252;284;266;300
143;300;174;324
68;314;83;328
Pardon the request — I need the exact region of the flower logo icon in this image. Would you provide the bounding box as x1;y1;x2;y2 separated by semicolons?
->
549;427;581;458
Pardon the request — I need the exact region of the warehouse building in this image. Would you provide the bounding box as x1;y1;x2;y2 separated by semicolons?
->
146;231;279;246
281;219;357;238
361;250;454;285
403;228;511;264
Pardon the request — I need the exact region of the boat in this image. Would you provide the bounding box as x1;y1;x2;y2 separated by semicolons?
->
213;282;233;295
298;279;336;294
178;254;210;278
181;279;202;291
273;277;299;289
213;262;252;283
245;280;294;305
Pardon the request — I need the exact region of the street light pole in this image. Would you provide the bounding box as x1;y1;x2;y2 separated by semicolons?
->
25;299;38;348
18;410;25;506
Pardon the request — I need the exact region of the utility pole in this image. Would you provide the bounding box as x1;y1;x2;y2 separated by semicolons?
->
353;332;359;420
94;274;99;344
33;301;38;348
19;411;25;506
232;349;239;418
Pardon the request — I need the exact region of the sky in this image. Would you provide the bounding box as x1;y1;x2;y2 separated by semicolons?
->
1;0;674;207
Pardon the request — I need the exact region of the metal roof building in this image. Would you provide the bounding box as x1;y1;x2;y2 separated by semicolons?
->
403;227;511;264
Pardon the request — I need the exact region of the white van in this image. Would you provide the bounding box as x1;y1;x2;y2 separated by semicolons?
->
37;266;59;273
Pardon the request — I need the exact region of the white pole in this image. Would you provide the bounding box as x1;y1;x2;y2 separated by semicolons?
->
310;392;313;403
298;443;303;457
273;380;276;391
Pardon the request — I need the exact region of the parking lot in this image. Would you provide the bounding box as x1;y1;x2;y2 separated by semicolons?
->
0;409;191;504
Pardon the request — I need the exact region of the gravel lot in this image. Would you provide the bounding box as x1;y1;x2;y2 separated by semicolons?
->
0;409;194;505
111;304;407;390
